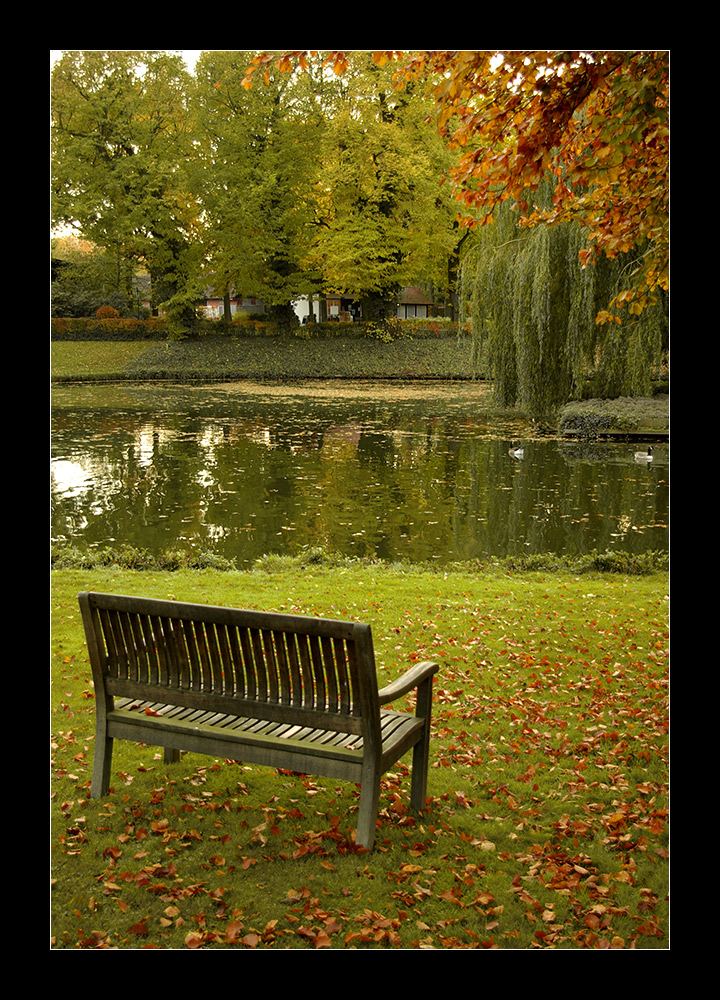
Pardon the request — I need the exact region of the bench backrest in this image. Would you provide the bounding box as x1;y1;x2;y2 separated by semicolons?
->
78;592;380;736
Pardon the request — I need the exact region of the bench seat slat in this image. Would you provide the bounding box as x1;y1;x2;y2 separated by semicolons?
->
111;696;423;760
107;708;387;765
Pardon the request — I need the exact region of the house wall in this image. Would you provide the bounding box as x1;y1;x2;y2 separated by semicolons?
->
202;297;267;319
293;296;358;323
397;303;430;319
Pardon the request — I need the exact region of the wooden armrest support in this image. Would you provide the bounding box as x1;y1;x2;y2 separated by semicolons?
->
377;660;439;706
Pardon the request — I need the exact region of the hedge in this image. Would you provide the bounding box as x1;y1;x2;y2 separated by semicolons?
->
51;315;461;343
51;316;168;341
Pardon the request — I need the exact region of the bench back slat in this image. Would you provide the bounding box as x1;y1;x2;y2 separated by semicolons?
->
80;592;377;733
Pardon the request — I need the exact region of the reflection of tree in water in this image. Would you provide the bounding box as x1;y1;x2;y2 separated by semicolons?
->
51;387;669;566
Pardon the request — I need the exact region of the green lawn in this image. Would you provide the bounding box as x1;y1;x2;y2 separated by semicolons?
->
51;562;669;949
51;341;155;379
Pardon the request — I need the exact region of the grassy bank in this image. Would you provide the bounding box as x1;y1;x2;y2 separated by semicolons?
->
51;335;479;383
51;562;669;949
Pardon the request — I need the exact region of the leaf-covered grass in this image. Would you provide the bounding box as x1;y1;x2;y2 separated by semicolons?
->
51;562;669;949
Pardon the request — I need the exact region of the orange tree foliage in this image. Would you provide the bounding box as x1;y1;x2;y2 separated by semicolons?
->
244;51;669;323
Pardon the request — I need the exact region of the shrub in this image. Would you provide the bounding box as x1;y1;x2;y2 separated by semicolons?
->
558;396;669;440
50;543;236;572
95;305;121;319
51;316;167;341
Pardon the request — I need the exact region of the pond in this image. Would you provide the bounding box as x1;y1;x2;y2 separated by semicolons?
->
51;380;668;568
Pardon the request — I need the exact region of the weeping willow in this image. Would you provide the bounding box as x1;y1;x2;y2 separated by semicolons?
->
460;180;668;425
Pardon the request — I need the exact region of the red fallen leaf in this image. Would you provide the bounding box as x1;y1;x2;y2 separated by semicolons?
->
472;892;496;906
144;707;163;716
635;919;664;938
225;921;244;943
287;887;311;902
439;889;464;906
241;933;261;948
128;920;149;936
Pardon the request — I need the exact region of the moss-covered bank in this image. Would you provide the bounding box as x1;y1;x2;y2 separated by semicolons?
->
51;334;479;383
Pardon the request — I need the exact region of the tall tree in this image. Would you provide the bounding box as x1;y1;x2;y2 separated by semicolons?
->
51;50;202;334
192;51;327;326
461;179;668;424
244;51;461;320
300;52;461;320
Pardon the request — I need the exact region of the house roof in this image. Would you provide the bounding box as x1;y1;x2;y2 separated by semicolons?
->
399;286;433;305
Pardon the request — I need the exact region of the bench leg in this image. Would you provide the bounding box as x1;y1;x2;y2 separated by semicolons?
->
410;736;430;812
410;680;434;812
356;764;381;850
91;736;113;798
164;747;180;764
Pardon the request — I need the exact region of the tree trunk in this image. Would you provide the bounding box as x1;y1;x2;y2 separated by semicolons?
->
267;301;298;329
360;287;398;323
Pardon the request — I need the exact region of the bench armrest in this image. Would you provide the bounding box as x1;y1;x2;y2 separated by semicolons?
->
377;660;439;706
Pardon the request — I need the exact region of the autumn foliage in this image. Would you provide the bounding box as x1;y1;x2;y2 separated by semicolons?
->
245;50;669;323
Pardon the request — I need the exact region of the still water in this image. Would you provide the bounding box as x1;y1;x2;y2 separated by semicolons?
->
51;381;668;567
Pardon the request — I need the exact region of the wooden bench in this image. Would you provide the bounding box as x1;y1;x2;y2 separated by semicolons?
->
78;592;439;849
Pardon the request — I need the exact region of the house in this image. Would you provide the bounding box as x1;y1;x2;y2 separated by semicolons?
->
293;295;360;323
131;273;152;314
294;287;435;323
127;276;267;319
396;286;433;319
201;289;267;319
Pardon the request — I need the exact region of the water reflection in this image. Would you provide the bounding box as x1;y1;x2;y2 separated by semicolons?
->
51;381;668;567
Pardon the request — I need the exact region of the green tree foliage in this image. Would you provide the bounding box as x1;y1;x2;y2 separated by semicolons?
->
192;51;326;325
51;51;461;332
461;178;668;423
51;236;137;317
302;53;460;319
190;51;461;324
51;50;203;336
